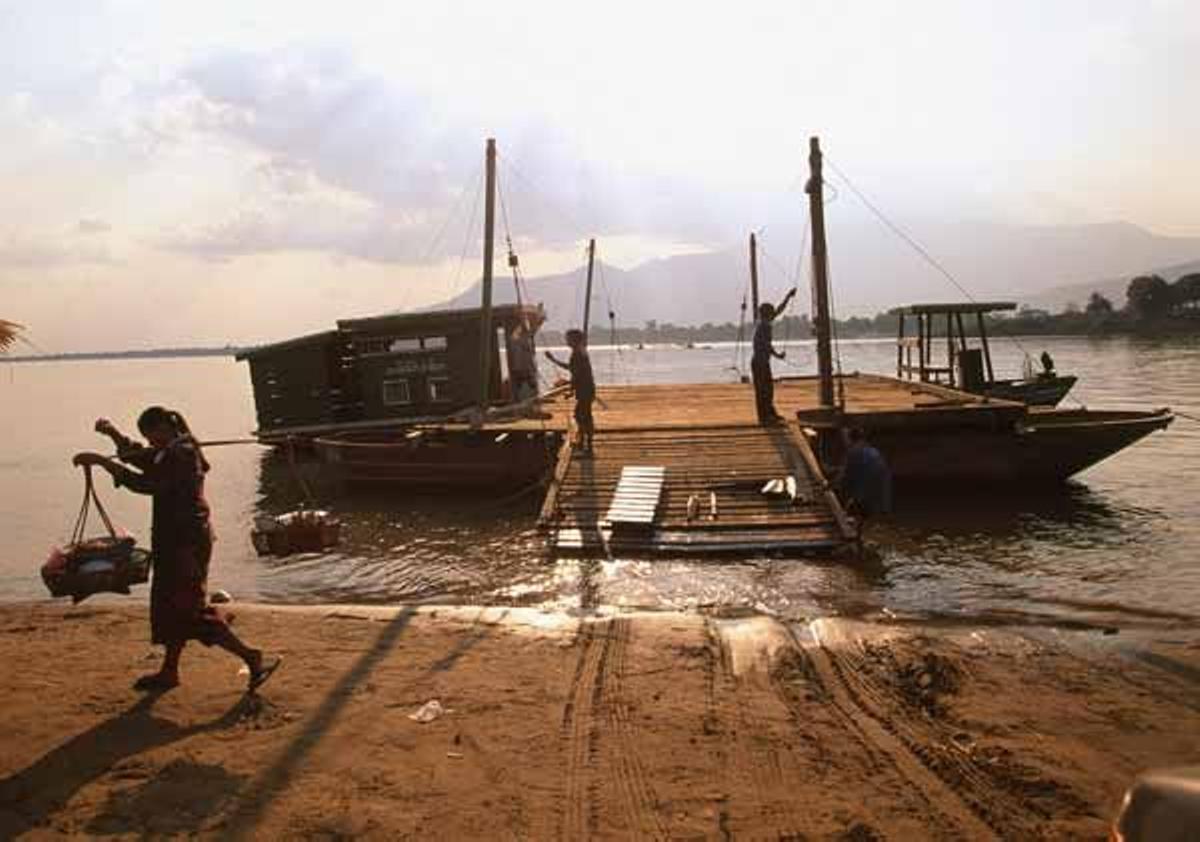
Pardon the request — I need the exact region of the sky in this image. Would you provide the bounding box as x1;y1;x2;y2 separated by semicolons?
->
1;0;1197;351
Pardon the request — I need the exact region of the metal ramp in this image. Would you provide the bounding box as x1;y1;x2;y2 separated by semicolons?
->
540;425;855;556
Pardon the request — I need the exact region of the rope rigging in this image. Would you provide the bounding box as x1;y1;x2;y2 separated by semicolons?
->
824;156;1036;364
497;154;631;385
452;165;486;293
594;255;630;384
496;173;531;307
419;162;484;304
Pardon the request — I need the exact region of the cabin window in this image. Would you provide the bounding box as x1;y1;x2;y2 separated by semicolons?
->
389;337;422;352
428;377;451;403
381;378;412;406
357;338;390;355
423;336;448;350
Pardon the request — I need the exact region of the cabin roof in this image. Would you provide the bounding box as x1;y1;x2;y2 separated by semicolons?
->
338;303;544;334
236;304;546;360
234;329;341;361
895;301;1017;315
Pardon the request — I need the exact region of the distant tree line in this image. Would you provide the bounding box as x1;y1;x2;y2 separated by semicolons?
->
988;272;1200;337
540;272;1200;345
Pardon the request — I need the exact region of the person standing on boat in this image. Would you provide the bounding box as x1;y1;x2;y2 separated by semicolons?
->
751;288;798;425
508;317;540;403
72;407;280;693
1040;350;1056;378
545;329;596;455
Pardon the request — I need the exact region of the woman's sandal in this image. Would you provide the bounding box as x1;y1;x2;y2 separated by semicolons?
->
133;672;180;692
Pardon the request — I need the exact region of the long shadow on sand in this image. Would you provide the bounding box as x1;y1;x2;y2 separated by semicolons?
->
223;606;420;841
0;691;255;838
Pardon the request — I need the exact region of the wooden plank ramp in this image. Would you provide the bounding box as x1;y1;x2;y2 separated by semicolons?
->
541;424;855;556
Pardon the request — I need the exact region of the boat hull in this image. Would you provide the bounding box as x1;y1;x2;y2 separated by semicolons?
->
864;408;1172;484
314;428;560;489
983;375;1077;407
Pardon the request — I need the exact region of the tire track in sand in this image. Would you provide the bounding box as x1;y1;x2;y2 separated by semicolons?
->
707;620;809;840
560;620;609;840
786;623;1001;840
560;618;667;840
603;617;669;839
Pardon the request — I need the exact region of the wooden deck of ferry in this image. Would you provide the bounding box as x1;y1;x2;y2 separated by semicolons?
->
519;373;1019;556
498;372;1022;433
537;423;855;555
302;373;1025;556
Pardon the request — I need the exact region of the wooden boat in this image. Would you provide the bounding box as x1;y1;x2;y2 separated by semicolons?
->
894;301;1076;406
236;139;568;490
799;404;1174;485
314;427;559;489
794;137;1170;485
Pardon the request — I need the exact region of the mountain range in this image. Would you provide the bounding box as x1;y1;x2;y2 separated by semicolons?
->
431;221;1200;328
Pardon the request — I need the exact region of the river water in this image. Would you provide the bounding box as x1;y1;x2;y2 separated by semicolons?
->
2;335;1198;631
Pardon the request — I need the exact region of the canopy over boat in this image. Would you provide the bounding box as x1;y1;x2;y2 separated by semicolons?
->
894;301;1017;316
893;300;1075;405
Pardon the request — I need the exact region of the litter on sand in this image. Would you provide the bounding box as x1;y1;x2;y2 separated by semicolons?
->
409;699;449;724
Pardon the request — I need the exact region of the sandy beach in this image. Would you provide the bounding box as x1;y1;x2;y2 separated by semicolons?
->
0;602;1198;840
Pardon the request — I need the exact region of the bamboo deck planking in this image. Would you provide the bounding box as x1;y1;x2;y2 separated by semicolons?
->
482;372;1022;435
540;424;855;556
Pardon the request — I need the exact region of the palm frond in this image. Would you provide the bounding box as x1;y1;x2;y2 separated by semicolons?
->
0;320;26;354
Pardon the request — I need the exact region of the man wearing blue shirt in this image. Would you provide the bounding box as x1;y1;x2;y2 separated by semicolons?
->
839;427;893;519
751;288;797;425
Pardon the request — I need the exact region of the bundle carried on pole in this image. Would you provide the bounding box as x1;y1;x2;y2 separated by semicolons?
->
41;465;150;602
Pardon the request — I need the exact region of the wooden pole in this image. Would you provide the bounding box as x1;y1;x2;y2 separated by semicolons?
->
582;238;596;344
806;137;835;408
896;313;905;377
918;314;928;380
946;312;954;386
977;312;995;383
749;233;760;315
478;138;497;408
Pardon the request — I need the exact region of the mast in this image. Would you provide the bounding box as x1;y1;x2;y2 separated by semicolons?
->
806;136;835;409
478;138;497;408
749;233;760;314
582;238;596;343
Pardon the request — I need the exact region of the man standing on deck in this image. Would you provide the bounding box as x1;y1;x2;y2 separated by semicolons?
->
508;313;543;403
544;329;596;455
751;288;798;425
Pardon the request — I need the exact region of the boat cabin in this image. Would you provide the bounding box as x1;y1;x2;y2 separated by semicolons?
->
237;303;545;436
894;301;1076;406
894;301;1015;391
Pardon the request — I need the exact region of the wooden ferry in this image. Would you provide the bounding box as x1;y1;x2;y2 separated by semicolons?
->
234;136;1172;558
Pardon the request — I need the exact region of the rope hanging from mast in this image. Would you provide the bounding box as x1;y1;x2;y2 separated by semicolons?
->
496;173;529;307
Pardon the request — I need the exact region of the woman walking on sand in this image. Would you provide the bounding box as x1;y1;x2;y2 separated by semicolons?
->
73;407;280;693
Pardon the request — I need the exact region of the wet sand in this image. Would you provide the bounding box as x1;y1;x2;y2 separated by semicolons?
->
1;603;1198;840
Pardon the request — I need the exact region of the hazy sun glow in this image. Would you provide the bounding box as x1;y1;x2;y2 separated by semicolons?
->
1;1;1197;350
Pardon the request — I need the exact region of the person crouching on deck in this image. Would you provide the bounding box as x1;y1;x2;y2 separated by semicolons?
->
72;407;280;693
545;329;596;455
838;427;893;528
751;287;798;425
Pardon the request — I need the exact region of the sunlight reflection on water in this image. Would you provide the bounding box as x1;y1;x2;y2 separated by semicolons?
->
2;336;1198;630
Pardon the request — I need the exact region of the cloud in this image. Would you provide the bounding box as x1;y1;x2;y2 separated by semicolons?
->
153;45;745;265
76;218;112;235
0;228;116;268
